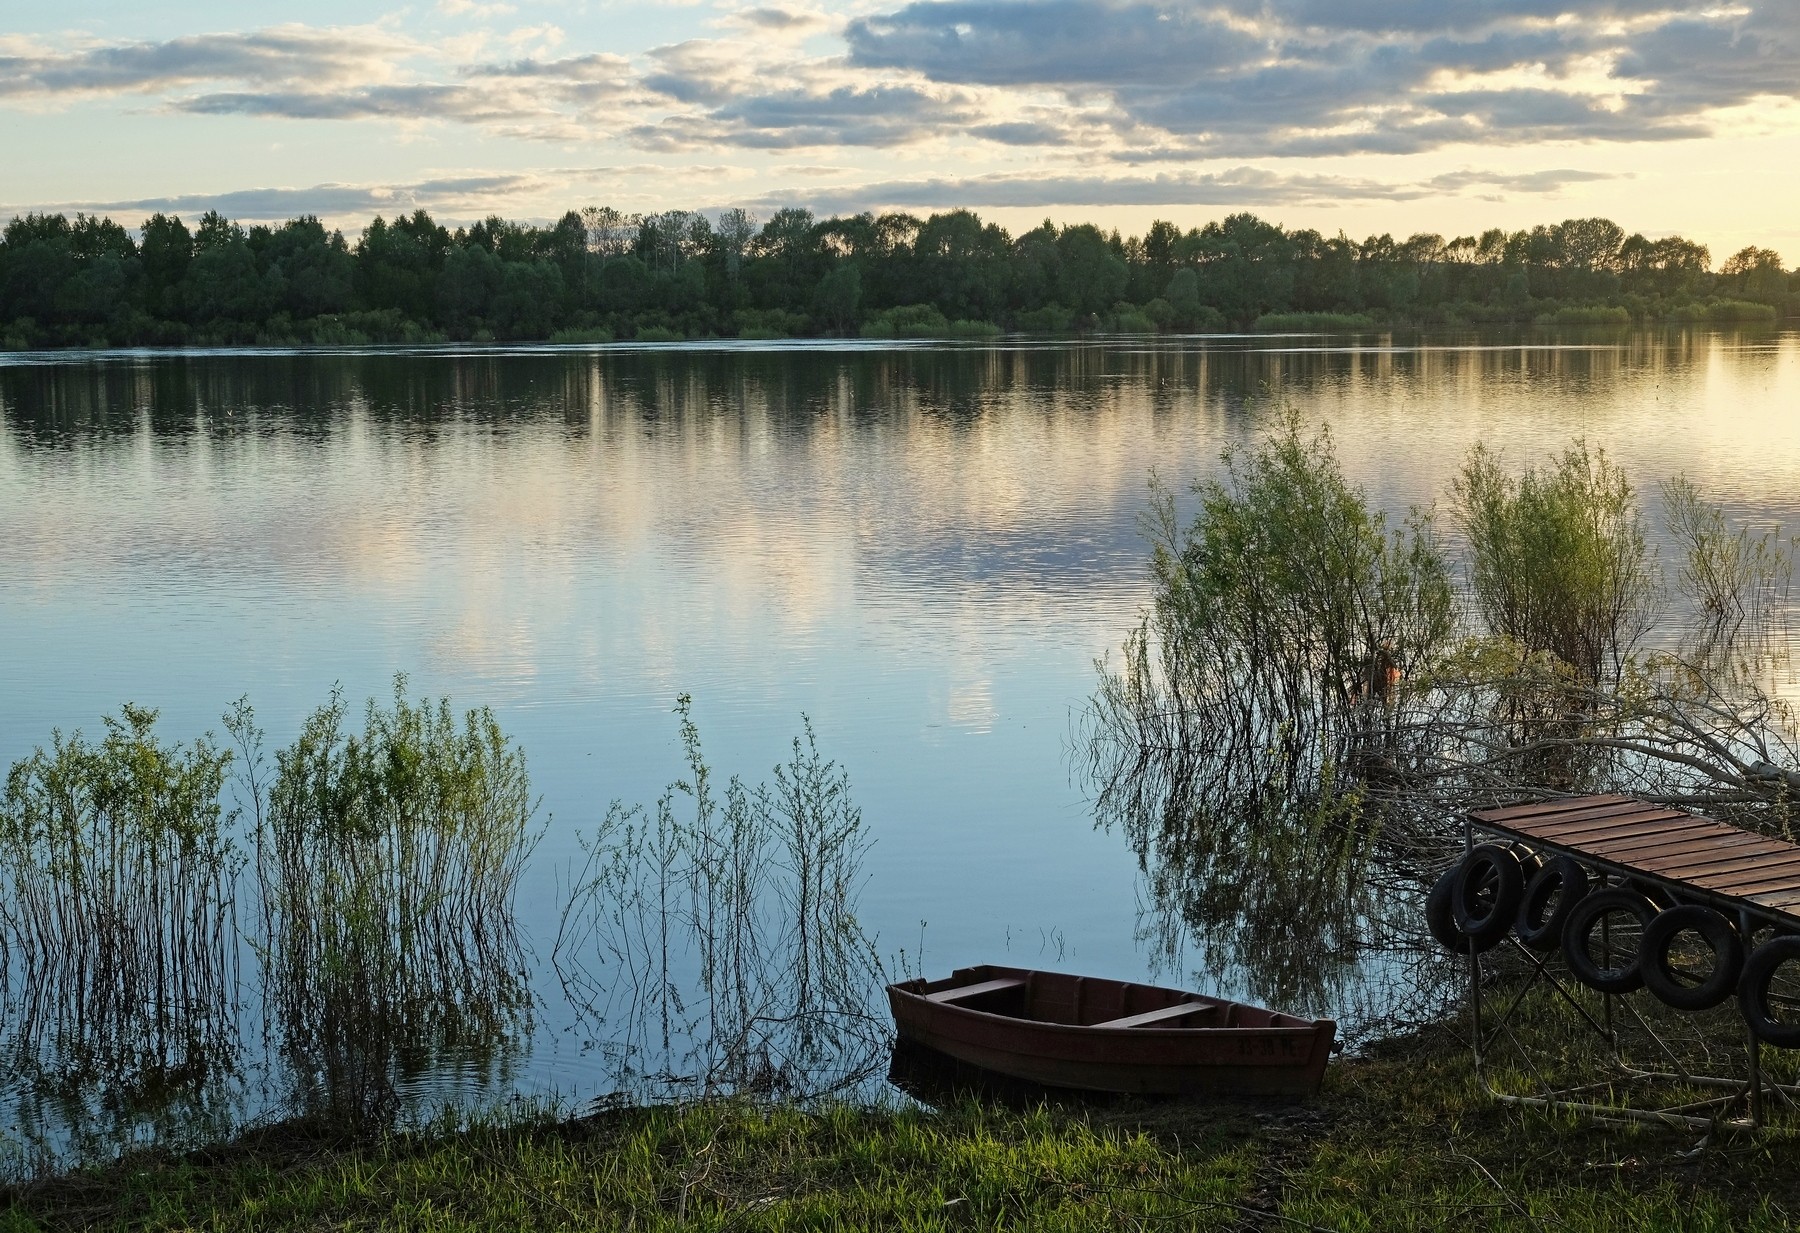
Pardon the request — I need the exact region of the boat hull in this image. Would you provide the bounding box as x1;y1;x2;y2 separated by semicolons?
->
887;965;1335;1098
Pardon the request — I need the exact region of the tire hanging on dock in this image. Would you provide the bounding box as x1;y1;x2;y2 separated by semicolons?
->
1739;935;1800;1049
1561;888;1660;995
1451;844;1525;951
1514;856;1590;952
1427;862;1473;953
1640;904;1744;1012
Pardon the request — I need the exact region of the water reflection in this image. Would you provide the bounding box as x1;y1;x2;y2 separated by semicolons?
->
1;330;1798;1162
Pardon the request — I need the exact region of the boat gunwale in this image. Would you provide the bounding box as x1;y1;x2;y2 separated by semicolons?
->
885;976;1335;1039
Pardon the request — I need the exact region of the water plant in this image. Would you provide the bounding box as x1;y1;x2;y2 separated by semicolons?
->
232;678;538;1129
555;697;886;1101
1454;440;1657;687
0;705;243;1093
1662;474;1794;667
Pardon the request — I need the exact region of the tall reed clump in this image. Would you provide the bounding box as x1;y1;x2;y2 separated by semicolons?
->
231;678;538;1129
0;705;242;1092
555;696;885;1101
1662;474;1794;668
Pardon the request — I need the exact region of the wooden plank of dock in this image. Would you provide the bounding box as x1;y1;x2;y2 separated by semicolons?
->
1469;795;1800;924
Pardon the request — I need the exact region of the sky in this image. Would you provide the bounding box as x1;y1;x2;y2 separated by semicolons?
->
3;1;1799;261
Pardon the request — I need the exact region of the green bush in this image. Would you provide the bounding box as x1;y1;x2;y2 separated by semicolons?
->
549;326;613;344
634;325;685;342
1014;304;1076;332
246;679;537;1128
1107;303;1157;333
1708;299;1779;323
1453;442;1656;685
1539;304;1632;325
945;318;1002;338
1252;311;1377;331
0;705;242;1086
859;304;951;338
731;308;809;339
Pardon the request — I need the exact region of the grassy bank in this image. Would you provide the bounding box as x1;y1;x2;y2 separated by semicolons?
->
4;1018;1794;1232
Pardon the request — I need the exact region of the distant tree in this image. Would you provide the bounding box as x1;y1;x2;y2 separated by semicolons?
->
1056;224;1127;318
355;211;450;321
437;243;504;333
1722;246;1787;300
715;208;758;283
183;214;276;324
139;214;194;318
813;262;861;332
264;216;353;319
0;214;76;323
1164;267;1203;327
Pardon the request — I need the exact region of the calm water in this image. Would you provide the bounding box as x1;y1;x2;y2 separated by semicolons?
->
2;328;1798;1149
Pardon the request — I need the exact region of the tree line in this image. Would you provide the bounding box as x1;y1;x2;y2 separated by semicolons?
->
0;205;1792;349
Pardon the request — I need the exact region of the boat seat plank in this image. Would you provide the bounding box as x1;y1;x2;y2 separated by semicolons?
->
925;977;1026;1004
1093;1001;1213;1029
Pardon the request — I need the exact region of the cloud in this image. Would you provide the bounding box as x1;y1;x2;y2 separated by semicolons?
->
970;121;1066;145
178;85;533;123
846;0;1800;156
438;0;517;16
633;69;982;150
744;163;1624;214
72;174;546;223
728;7;830;32
4;3;1796;191
0;26;410;98
11;166;750;227
1424;167;1625;194
167;50;645;135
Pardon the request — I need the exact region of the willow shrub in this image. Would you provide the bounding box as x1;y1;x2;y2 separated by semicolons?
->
0;705;242;1088
1084;417;1454;1006
238;678;537;1128
1111;413;1454;797
1454;441;1657;686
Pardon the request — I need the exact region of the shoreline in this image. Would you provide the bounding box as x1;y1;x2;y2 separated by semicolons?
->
4;1016;1793;1231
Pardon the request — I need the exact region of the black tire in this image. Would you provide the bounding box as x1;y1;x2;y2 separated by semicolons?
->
1514;856;1590;952
1641;904;1743;1011
1426;863;1469;953
1739;936;1800;1049
1452;844;1524;951
1562;888;1660;994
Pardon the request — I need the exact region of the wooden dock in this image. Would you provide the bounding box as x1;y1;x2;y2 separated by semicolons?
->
1469;794;1800;924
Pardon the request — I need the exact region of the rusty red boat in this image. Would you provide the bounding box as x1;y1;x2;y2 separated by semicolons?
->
887;964;1337;1097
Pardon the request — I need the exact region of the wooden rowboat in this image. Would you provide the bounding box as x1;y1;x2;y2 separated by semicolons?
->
886;964;1336;1097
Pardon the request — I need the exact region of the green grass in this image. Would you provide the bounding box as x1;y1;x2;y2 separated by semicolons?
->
1253;311;1379;331
5;1015;1796;1231
1538;305;1633;326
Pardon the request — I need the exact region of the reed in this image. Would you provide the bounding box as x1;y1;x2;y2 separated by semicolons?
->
232;678;538;1129
0;705;242;1093
556;697;886;1101
1662;474;1794;668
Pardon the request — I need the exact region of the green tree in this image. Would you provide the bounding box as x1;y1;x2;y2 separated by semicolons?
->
812;262;861;332
1055;224;1126;318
